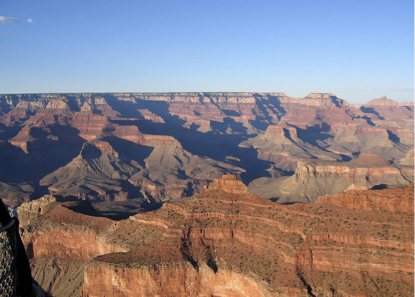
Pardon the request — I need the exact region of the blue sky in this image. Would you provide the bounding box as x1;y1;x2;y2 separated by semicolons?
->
0;0;413;103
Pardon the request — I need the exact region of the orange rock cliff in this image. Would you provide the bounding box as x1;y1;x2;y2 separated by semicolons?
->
17;176;414;297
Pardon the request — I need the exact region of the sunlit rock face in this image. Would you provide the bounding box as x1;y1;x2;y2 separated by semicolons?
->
19;178;414;296
205;174;248;194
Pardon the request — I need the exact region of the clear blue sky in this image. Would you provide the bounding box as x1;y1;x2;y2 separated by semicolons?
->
0;0;413;104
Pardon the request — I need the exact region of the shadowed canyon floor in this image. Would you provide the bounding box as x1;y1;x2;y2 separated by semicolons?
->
18;175;414;297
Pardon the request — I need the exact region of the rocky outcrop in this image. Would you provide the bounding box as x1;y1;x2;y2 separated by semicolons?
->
365;96;400;106
315;183;414;213
205;174;248;194
82;265;270;297
17;195;58;226
20;178;413;296
45;97;72;111
18;197;128;297
249;153;414;203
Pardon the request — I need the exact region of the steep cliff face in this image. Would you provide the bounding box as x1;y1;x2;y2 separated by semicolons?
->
249;153;414;203
17;197;131;297
20;176;414;296
82;265;272;297
83;180;414;297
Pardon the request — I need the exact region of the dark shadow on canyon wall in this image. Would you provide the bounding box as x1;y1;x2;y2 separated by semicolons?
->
296;123;334;147
104;136;154;168
0;125;86;183
360;107;384;120
106;96;273;185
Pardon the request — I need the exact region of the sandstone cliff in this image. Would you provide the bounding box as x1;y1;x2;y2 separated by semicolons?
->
19;176;414;296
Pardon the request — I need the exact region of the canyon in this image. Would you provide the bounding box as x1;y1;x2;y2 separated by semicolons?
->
17;175;414;296
0;92;413;296
0;92;413;207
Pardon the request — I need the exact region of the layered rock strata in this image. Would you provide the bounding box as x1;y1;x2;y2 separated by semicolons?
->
0;92;412;206
249;152;414;203
19;176;414;296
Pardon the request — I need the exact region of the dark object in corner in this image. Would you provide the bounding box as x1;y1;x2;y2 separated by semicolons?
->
0;198;33;297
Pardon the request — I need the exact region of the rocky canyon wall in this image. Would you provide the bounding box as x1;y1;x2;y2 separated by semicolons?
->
0;92;412;206
18;176;414;297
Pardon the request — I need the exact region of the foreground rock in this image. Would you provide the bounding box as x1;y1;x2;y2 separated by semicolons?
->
19;176;414;296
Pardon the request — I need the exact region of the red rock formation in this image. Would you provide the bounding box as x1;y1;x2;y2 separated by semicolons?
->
19;176;413;296
82;265;271;297
17;197;129;296
205;174;248;194
0;92;413;208
316;184;414;213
